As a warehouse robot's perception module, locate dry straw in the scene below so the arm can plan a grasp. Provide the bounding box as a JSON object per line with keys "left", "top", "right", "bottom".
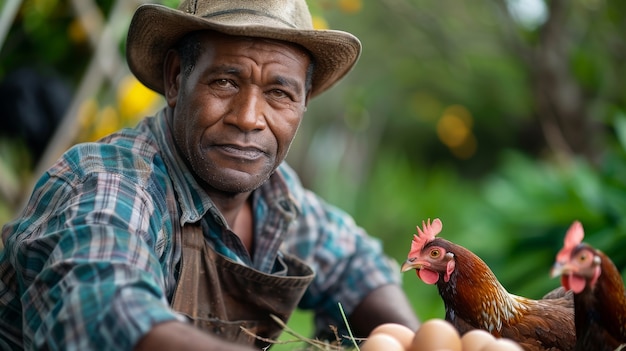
{"left": 241, "top": 303, "right": 363, "bottom": 350}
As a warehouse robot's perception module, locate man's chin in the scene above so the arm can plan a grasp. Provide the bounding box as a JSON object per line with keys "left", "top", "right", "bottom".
{"left": 201, "top": 169, "right": 271, "bottom": 194}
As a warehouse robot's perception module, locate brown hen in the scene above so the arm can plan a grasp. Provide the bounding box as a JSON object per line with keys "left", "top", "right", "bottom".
{"left": 551, "top": 220, "right": 626, "bottom": 351}
{"left": 401, "top": 218, "right": 575, "bottom": 351}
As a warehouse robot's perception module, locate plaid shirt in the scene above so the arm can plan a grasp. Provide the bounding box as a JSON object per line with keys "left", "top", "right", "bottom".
{"left": 0, "top": 109, "right": 401, "bottom": 351}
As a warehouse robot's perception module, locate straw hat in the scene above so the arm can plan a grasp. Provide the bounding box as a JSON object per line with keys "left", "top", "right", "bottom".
{"left": 126, "top": 0, "right": 362, "bottom": 98}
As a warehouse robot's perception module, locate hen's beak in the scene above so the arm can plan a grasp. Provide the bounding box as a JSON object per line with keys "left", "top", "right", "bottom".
{"left": 401, "top": 258, "right": 422, "bottom": 273}
{"left": 550, "top": 261, "right": 572, "bottom": 278}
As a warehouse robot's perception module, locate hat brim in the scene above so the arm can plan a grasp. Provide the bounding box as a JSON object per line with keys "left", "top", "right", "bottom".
{"left": 126, "top": 4, "right": 361, "bottom": 98}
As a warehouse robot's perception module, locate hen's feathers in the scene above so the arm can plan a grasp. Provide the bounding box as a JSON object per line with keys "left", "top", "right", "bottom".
{"left": 571, "top": 249, "right": 626, "bottom": 351}
{"left": 585, "top": 250, "right": 626, "bottom": 345}
{"left": 433, "top": 240, "right": 575, "bottom": 351}
{"left": 541, "top": 286, "right": 573, "bottom": 301}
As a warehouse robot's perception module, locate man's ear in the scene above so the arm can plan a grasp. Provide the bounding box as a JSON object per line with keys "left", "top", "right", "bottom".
{"left": 304, "top": 91, "right": 311, "bottom": 111}
{"left": 163, "top": 49, "right": 181, "bottom": 107}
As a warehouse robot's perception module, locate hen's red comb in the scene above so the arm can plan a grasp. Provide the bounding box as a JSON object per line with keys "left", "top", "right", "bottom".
{"left": 555, "top": 220, "right": 584, "bottom": 263}
{"left": 409, "top": 218, "right": 443, "bottom": 257}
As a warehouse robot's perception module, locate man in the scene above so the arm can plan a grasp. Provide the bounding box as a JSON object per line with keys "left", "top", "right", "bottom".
{"left": 0, "top": 0, "right": 420, "bottom": 350}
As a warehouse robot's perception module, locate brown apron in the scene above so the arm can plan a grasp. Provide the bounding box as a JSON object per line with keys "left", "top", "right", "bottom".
{"left": 170, "top": 223, "right": 315, "bottom": 348}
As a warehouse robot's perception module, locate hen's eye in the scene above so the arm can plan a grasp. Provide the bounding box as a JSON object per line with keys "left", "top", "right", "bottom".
{"left": 430, "top": 249, "right": 441, "bottom": 258}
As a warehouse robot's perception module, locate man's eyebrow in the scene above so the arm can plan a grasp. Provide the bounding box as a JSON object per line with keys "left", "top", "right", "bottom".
{"left": 209, "top": 64, "right": 304, "bottom": 94}
{"left": 274, "top": 75, "right": 303, "bottom": 95}
{"left": 210, "top": 64, "right": 241, "bottom": 75}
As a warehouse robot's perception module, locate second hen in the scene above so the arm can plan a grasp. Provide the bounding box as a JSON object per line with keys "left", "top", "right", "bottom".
{"left": 550, "top": 220, "right": 626, "bottom": 351}
{"left": 401, "top": 218, "right": 575, "bottom": 351}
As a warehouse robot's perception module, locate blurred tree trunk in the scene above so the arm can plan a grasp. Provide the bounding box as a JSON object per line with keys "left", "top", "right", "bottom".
{"left": 498, "top": 0, "right": 604, "bottom": 164}
{"left": 529, "top": 0, "right": 602, "bottom": 163}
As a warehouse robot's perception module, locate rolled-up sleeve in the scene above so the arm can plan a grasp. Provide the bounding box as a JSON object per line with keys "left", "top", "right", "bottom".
{"left": 7, "top": 170, "right": 180, "bottom": 350}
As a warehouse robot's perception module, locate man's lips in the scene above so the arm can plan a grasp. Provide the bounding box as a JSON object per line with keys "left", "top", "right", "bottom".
{"left": 214, "top": 144, "right": 266, "bottom": 160}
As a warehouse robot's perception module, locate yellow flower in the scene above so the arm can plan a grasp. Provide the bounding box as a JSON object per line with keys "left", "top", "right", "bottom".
{"left": 77, "top": 98, "right": 99, "bottom": 129}
{"left": 76, "top": 98, "right": 99, "bottom": 142}
{"left": 339, "top": 0, "right": 362, "bottom": 13}
{"left": 67, "top": 18, "right": 87, "bottom": 44}
{"left": 117, "top": 75, "right": 161, "bottom": 124}
{"left": 312, "top": 15, "right": 329, "bottom": 30}
{"left": 91, "top": 106, "right": 120, "bottom": 141}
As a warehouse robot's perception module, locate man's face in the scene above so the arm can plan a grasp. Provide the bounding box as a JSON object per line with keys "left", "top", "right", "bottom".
{"left": 165, "top": 33, "right": 310, "bottom": 194}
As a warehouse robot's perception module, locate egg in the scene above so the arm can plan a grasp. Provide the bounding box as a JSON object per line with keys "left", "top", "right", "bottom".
{"left": 409, "top": 318, "right": 462, "bottom": 351}
{"left": 361, "top": 332, "right": 406, "bottom": 351}
{"left": 460, "top": 329, "right": 495, "bottom": 351}
{"left": 479, "top": 338, "right": 524, "bottom": 351}
{"left": 369, "top": 323, "right": 416, "bottom": 350}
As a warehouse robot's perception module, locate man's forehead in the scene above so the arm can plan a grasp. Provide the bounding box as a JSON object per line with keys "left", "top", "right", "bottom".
{"left": 195, "top": 31, "right": 311, "bottom": 60}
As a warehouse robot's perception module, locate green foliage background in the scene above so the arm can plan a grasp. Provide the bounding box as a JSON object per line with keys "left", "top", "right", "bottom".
{"left": 281, "top": 0, "right": 626, "bottom": 345}
{"left": 1, "top": 0, "right": 626, "bottom": 348}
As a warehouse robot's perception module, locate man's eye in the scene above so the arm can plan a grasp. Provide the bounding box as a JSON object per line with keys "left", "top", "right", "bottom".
{"left": 213, "top": 79, "right": 232, "bottom": 88}
{"left": 268, "top": 89, "right": 288, "bottom": 99}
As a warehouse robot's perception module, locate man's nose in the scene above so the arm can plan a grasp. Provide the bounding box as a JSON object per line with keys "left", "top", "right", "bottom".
{"left": 225, "top": 88, "right": 267, "bottom": 132}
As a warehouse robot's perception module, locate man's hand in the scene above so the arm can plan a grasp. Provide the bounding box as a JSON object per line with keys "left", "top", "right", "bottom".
{"left": 134, "top": 321, "right": 258, "bottom": 351}
{"left": 348, "top": 284, "right": 420, "bottom": 337}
